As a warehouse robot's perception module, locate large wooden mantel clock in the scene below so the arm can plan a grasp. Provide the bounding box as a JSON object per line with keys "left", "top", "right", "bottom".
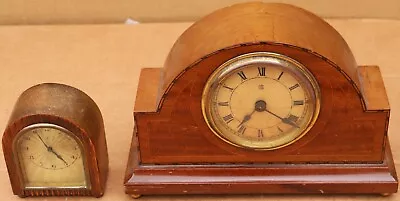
{"left": 125, "top": 2, "right": 398, "bottom": 197}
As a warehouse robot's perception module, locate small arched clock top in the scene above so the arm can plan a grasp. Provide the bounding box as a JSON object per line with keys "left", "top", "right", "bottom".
{"left": 7, "top": 83, "right": 104, "bottom": 139}
{"left": 2, "top": 83, "right": 108, "bottom": 197}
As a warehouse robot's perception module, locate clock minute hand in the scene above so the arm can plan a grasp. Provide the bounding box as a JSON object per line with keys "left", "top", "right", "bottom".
{"left": 281, "top": 117, "right": 300, "bottom": 128}
{"left": 37, "top": 134, "right": 50, "bottom": 149}
{"left": 37, "top": 134, "right": 68, "bottom": 165}
{"left": 264, "top": 109, "right": 300, "bottom": 128}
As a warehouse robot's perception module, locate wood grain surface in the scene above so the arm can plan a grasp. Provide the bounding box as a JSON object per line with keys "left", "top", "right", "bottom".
{"left": 0, "top": 19, "right": 400, "bottom": 200}
{"left": 127, "top": 140, "right": 397, "bottom": 195}
{"left": 162, "top": 2, "right": 358, "bottom": 94}
{"left": 358, "top": 66, "right": 390, "bottom": 110}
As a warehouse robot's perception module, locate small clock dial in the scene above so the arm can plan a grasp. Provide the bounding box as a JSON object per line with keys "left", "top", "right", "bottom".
{"left": 202, "top": 52, "right": 320, "bottom": 149}
{"left": 14, "top": 124, "right": 88, "bottom": 188}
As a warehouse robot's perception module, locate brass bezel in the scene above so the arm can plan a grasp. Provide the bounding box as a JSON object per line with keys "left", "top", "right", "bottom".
{"left": 13, "top": 123, "right": 91, "bottom": 190}
{"left": 201, "top": 52, "right": 321, "bottom": 150}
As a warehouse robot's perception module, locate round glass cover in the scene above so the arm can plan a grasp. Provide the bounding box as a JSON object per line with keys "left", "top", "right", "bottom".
{"left": 14, "top": 123, "right": 88, "bottom": 188}
{"left": 202, "top": 52, "right": 321, "bottom": 150}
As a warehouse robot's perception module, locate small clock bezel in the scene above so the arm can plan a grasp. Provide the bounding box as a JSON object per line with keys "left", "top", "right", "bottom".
{"left": 201, "top": 52, "right": 321, "bottom": 150}
{"left": 13, "top": 123, "right": 91, "bottom": 190}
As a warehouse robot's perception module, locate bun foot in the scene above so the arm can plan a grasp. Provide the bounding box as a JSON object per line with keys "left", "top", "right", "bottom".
{"left": 131, "top": 194, "right": 142, "bottom": 199}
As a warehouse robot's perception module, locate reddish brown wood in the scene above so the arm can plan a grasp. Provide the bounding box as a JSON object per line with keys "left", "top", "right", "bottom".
{"left": 125, "top": 2, "right": 397, "bottom": 197}
{"left": 125, "top": 139, "right": 397, "bottom": 195}
{"left": 2, "top": 83, "right": 108, "bottom": 197}
{"left": 135, "top": 45, "right": 388, "bottom": 164}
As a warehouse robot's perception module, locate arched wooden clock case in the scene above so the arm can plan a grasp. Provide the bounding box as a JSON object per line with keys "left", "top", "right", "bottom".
{"left": 3, "top": 83, "right": 108, "bottom": 197}
{"left": 124, "top": 2, "right": 398, "bottom": 196}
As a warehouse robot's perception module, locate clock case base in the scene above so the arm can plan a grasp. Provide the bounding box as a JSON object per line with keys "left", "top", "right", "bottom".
{"left": 125, "top": 139, "right": 397, "bottom": 196}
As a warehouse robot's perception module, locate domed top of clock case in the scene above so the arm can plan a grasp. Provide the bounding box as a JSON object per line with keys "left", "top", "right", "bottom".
{"left": 162, "top": 2, "right": 358, "bottom": 94}
{"left": 4, "top": 83, "right": 104, "bottom": 140}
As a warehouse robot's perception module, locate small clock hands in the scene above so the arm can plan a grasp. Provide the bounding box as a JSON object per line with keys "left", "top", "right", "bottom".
{"left": 238, "top": 101, "right": 264, "bottom": 127}
{"left": 238, "top": 99, "right": 296, "bottom": 129}
{"left": 252, "top": 99, "right": 300, "bottom": 128}
{"left": 36, "top": 133, "right": 49, "bottom": 149}
{"left": 281, "top": 117, "right": 300, "bottom": 128}
{"left": 264, "top": 109, "right": 300, "bottom": 128}
{"left": 239, "top": 100, "right": 300, "bottom": 129}
{"left": 238, "top": 111, "right": 255, "bottom": 127}
{"left": 49, "top": 147, "right": 68, "bottom": 166}
{"left": 37, "top": 134, "right": 68, "bottom": 166}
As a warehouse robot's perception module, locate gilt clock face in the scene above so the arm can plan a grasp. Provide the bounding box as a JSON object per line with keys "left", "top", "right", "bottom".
{"left": 14, "top": 123, "right": 88, "bottom": 188}
{"left": 202, "top": 52, "right": 320, "bottom": 150}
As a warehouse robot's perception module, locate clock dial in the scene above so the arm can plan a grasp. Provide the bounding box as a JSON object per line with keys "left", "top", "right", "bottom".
{"left": 14, "top": 124, "right": 88, "bottom": 188}
{"left": 202, "top": 52, "right": 320, "bottom": 149}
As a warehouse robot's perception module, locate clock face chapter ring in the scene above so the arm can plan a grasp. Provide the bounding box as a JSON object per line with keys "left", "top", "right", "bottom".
{"left": 201, "top": 52, "right": 321, "bottom": 150}
{"left": 13, "top": 123, "right": 89, "bottom": 189}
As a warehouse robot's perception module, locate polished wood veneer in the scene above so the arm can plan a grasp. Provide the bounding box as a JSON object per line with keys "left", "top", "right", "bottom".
{"left": 125, "top": 2, "right": 398, "bottom": 197}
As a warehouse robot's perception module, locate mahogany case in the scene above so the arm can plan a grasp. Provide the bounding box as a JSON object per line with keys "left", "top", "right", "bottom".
{"left": 125, "top": 2, "right": 398, "bottom": 196}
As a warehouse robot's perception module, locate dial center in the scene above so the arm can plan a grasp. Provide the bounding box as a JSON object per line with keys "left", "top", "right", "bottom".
{"left": 255, "top": 100, "right": 266, "bottom": 112}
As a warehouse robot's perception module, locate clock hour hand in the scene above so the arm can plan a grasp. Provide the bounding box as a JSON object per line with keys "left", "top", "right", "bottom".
{"left": 48, "top": 147, "right": 68, "bottom": 166}
{"left": 238, "top": 110, "right": 255, "bottom": 127}
{"left": 264, "top": 109, "right": 300, "bottom": 128}
{"left": 238, "top": 99, "right": 268, "bottom": 127}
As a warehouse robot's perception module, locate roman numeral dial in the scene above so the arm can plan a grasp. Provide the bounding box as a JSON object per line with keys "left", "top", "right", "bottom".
{"left": 258, "top": 67, "right": 266, "bottom": 76}
{"left": 203, "top": 52, "right": 320, "bottom": 150}
{"left": 237, "top": 71, "right": 247, "bottom": 80}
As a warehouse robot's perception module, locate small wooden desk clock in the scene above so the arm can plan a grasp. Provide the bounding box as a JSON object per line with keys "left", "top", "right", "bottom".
{"left": 125, "top": 2, "right": 398, "bottom": 197}
{"left": 2, "top": 83, "right": 108, "bottom": 197}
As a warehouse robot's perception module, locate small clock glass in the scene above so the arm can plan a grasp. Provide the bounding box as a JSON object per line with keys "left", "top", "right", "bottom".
{"left": 202, "top": 52, "right": 321, "bottom": 150}
{"left": 14, "top": 123, "right": 89, "bottom": 189}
